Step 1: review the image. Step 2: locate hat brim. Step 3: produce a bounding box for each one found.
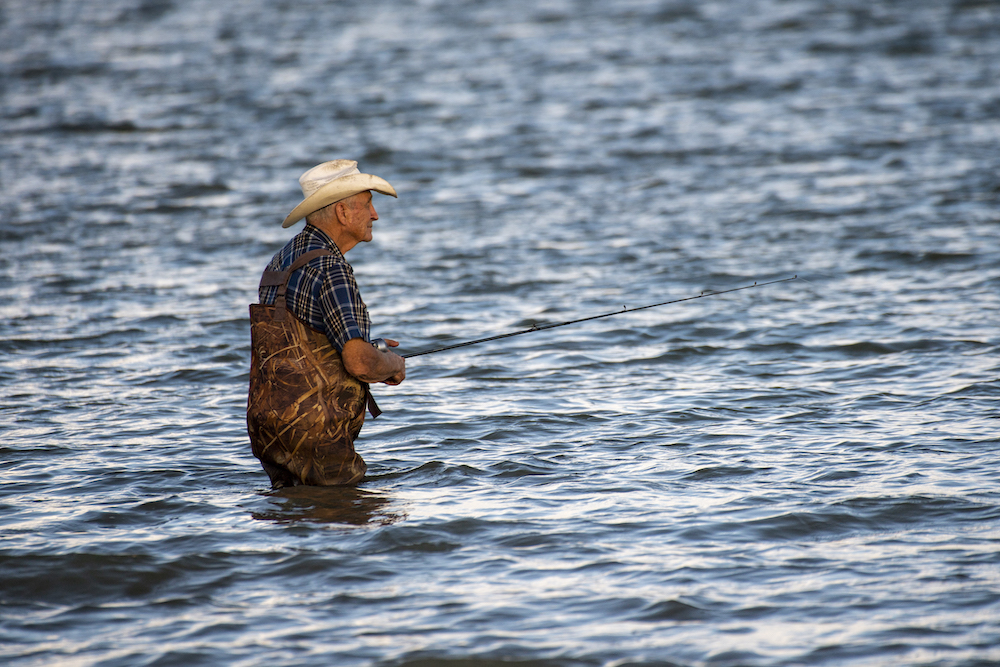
[282,173,397,228]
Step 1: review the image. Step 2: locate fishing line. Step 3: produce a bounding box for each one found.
[387,275,797,359]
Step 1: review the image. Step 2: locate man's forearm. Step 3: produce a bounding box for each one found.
[342,338,405,384]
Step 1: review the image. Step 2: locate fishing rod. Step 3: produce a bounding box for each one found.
[375,275,797,359]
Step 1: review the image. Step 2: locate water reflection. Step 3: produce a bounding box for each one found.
[252,485,404,526]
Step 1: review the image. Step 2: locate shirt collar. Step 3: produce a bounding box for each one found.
[303,224,346,261]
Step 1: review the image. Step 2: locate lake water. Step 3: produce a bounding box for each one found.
[2,0,999,665]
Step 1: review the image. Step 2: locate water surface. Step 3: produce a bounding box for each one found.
[2,0,999,665]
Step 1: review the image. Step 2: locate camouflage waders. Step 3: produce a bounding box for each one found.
[247,249,380,488]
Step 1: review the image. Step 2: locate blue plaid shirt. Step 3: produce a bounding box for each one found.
[259,225,371,352]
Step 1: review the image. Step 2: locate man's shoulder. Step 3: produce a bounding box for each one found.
[269,226,345,271]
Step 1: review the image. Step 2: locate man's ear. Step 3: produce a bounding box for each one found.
[333,200,349,226]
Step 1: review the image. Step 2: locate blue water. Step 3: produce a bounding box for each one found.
[2,0,999,665]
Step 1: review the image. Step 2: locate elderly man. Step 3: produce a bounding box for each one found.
[247,160,405,488]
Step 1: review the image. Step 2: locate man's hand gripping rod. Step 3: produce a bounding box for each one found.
[371,276,797,359]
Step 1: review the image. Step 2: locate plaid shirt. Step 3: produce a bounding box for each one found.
[258,225,370,352]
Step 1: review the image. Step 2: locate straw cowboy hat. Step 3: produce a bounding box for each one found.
[282,160,397,228]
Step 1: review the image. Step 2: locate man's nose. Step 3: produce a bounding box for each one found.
[370,204,378,220]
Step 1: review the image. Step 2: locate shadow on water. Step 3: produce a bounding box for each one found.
[251,485,404,526]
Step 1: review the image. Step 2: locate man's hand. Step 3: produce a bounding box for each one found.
[342,337,406,385]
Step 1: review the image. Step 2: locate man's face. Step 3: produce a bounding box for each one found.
[344,191,378,243]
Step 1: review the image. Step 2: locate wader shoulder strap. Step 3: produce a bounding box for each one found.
[259,248,334,321]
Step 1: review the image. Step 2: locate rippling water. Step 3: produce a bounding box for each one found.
[2,0,999,665]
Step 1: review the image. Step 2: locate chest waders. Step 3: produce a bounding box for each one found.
[247,249,381,488]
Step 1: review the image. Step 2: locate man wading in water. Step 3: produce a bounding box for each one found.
[247,160,406,488]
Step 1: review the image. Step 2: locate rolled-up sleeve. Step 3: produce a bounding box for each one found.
[316,260,369,352]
